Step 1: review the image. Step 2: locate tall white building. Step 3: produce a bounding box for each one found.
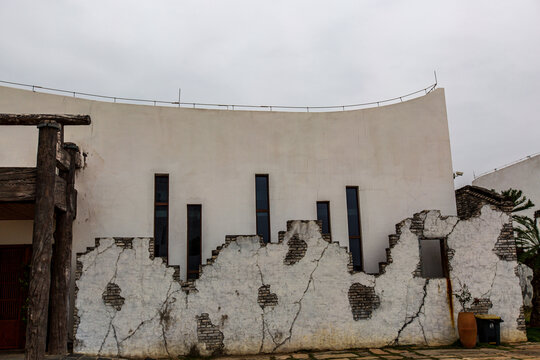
[473,154,540,220]
[0,85,456,279]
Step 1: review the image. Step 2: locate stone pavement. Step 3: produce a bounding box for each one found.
[2,343,540,360]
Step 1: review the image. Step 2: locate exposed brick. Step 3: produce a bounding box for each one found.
[493,222,518,261]
[75,260,83,281]
[257,284,278,308]
[455,185,512,220]
[148,238,155,260]
[388,234,399,248]
[172,266,181,282]
[347,253,354,273]
[348,283,380,320]
[412,262,423,278]
[466,298,492,315]
[72,307,80,345]
[517,306,527,332]
[284,235,307,265]
[181,279,197,293]
[196,313,224,354]
[102,282,125,311]
[286,219,317,231]
[410,213,425,237]
[113,237,133,249]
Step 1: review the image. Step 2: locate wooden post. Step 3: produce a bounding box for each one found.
[48,143,78,354]
[25,121,60,360]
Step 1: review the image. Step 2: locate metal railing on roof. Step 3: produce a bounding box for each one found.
[0,77,437,112]
[475,152,540,179]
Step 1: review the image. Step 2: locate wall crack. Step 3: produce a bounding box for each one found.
[390,279,429,346]
[272,242,330,352]
[97,311,118,356]
[481,260,500,299]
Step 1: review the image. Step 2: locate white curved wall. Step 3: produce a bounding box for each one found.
[473,154,540,220]
[0,86,456,277]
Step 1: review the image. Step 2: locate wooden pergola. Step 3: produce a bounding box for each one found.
[0,114,91,360]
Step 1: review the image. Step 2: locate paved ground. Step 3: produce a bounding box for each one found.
[2,343,540,360]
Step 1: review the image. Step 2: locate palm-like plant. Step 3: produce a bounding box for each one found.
[501,189,535,214]
[502,188,540,327]
[514,215,540,327]
[515,216,540,266]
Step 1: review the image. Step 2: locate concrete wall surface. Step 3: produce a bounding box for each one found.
[473,154,540,220]
[0,85,456,277]
[73,205,526,358]
[516,264,533,308]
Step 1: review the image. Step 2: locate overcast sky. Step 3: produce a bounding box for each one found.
[1,0,538,187]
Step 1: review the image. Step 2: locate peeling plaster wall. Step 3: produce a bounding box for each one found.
[517,264,533,308]
[74,205,526,358]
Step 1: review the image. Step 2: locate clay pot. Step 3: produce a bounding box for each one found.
[458,312,477,348]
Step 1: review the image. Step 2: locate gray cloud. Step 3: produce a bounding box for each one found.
[1,0,539,187]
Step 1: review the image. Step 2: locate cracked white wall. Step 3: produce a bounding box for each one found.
[75,205,526,358]
[517,264,533,308]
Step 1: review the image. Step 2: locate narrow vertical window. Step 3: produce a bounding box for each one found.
[154,174,169,258]
[187,204,202,280]
[346,187,363,271]
[255,175,270,243]
[316,201,331,236]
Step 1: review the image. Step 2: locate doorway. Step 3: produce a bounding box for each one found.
[0,245,32,349]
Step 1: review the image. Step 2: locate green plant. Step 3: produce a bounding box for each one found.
[502,188,540,327]
[515,216,540,265]
[527,327,540,342]
[501,189,535,214]
[514,215,540,327]
[453,280,472,312]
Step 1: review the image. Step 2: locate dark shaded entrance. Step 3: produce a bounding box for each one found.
[0,245,32,349]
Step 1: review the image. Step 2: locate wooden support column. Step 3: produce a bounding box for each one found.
[25,121,60,360]
[48,143,78,355]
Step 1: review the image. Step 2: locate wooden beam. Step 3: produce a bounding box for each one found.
[54,176,67,212]
[64,142,84,169]
[25,122,59,360]
[0,168,37,202]
[0,114,91,126]
[56,147,71,172]
[57,142,84,171]
[49,145,78,354]
[0,168,67,211]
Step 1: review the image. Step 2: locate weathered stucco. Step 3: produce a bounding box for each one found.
[517,264,533,308]
[74,205,526,358]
